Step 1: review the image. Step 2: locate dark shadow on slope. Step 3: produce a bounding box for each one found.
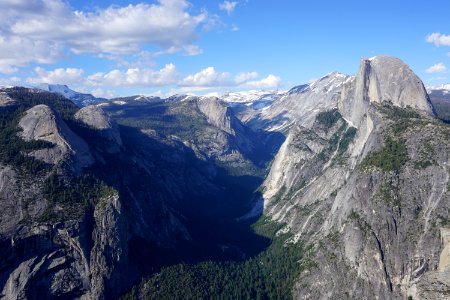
[101,99,286,172]
[429,92,450,123]
[0,89,282,299]
[72,124,273,297]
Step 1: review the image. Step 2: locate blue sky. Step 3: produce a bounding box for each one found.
[0,0,449,98]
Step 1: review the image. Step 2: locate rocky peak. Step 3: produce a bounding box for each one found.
[75,105,114,130]
[39,84,105,107]
[75,105,122,152]
[18,104,93,170]
[250,72,349,131]
[339,56,433,127]
[197,96,237,135]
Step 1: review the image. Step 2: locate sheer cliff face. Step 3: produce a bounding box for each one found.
[1,56,448,300]
[262,56,449,299]
[0,88,274,299]
[339,56,433,128]
[0,90,190,299]
[19,104,94,169]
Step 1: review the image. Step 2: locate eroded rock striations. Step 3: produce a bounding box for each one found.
[19,104,94,169]
[2,56,450,299]
[242,72,351,131]
[260,56,450,299]
[0,89,191,299]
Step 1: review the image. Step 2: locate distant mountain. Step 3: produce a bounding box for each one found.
[428,85,450,122]
[39,84,106,107]
[0,86,283,299]
[428,83,450,91]
[221,90,285,105]
[233,72,352,131]
[3,56,450,300]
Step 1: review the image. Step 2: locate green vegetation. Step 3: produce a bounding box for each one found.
[338,127,357,154]
[377,102,420,120]
[437,215,450,227]
[413,141,436,169]
[316,109,342,129]
[0,89,119,223]
[6,87,79,121]
[109,100,210,141]
[348,210,372,236]
[375,102,427,137]
[315,118,357,167]
[361,136,408,172]
[316,122,347,162]
[0,107,52,174]
[40,173,116,222]
[376,178,401,207]
[272,185,287,204]
[122,217,311,300]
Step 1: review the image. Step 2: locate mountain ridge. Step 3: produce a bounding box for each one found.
[1,56,450,299]
[39,84,106,107]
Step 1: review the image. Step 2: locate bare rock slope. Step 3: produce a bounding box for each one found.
[19,104,94,169]
[261,56,449,299]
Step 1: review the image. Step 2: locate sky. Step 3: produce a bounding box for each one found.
[0,0,449,98]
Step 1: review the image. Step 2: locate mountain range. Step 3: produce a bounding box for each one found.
[1,56,450,299]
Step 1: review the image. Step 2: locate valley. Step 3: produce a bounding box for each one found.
[1,56,450,299]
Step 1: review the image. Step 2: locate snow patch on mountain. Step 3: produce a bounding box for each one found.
[39,84,106,107]
[221,90,286,104]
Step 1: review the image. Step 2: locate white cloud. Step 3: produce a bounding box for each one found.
[86,64,179,87]
[27,67,84,84]
[0,76,22,87]
[89,88,118,99]
[202,14,225,32]
[219,1,238,15]
[180,67,280,89]
[235,72,259,84]
[0,37,63,74]
[426,63,447,73]
[426,33,450,47]
[204,92,221,97]
[0,66,19,75]
[0,0,206,71]
[20,63,281,92]
[246,74,281,88]
[169,86,216,95]
[180,67,231,86]
[183,45,203,56]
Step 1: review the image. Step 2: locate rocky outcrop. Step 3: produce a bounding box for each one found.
[39,84,105,107]
[2,56,446,299]
[0,92,14,106]
[75,105,122,153]
[259,56,450,299]
[416,228,450,299]
[18,104,94,170]
[243,72,350,131]
[197,97,236,135]
[339,56,433,128]
[1,89,196,300]
[0,220,91,299]
[195,96,258,161]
